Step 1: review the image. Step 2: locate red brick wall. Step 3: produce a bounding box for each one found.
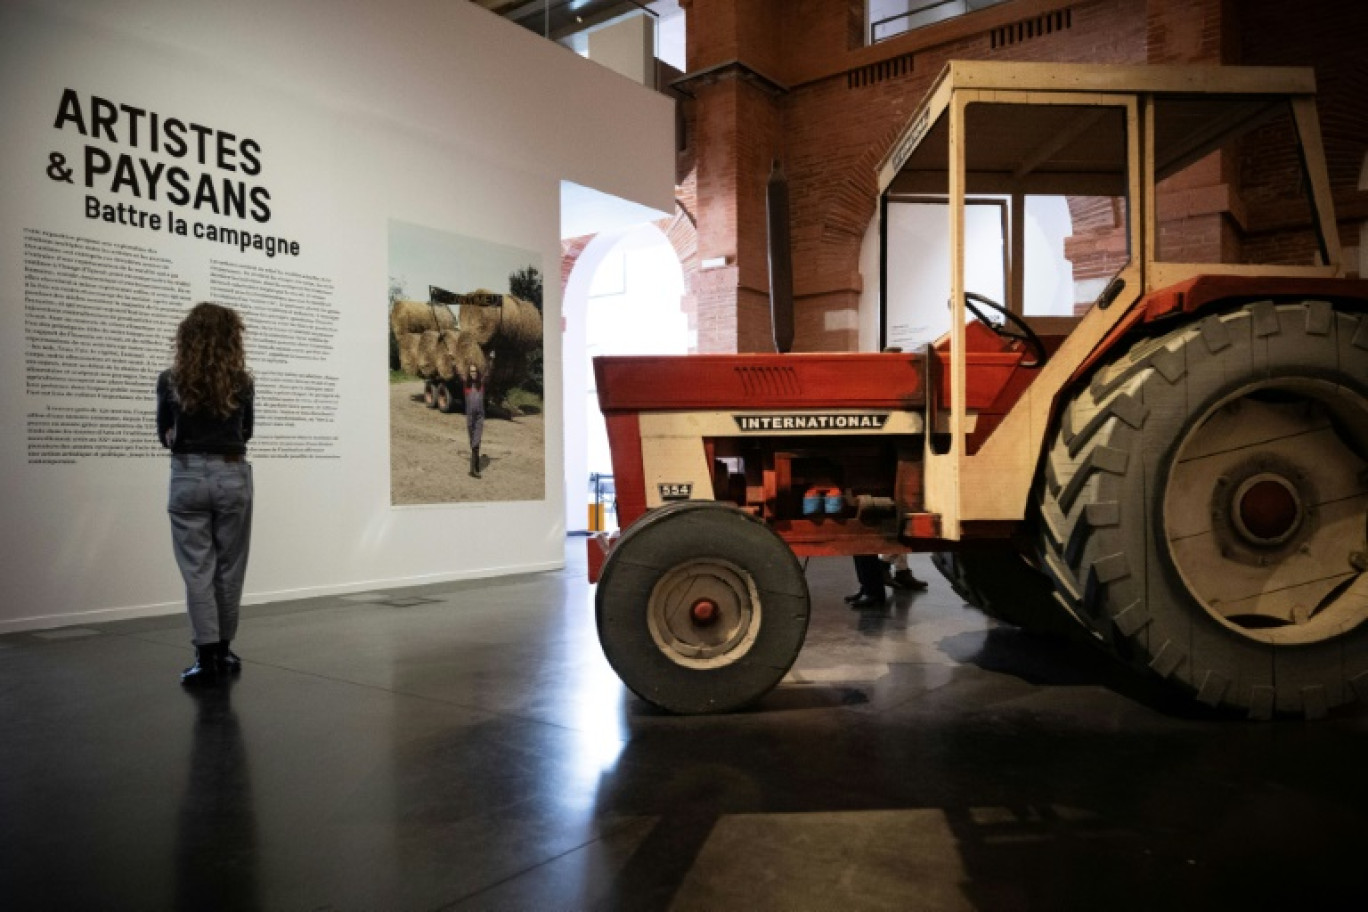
[783,0,1147,350]
[560,235,591,292]
[689,72,785,351]
[1145,0,1233,65]
[1238,0,1368,270]
[1064,196,1129,287]
[682,0,786,76]
[683,0,1151,351]
[683,0,1367,351]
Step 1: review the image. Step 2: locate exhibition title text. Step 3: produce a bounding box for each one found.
[46,88,301,258]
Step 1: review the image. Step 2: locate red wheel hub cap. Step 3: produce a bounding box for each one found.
[691,598,719,624]
[1238,477,1299,543]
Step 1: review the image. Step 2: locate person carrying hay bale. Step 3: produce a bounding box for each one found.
[461,357,488,478]
[453,291,540,417]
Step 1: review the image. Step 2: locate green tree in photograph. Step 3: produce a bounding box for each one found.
[509,265,542,311]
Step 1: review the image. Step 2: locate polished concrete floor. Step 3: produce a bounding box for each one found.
[3,543,1367,911]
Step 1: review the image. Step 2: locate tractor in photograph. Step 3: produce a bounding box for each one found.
[589,62,1368,720]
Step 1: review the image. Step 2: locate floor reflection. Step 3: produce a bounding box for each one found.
[3,548,1365,910]
[176,678,260,912]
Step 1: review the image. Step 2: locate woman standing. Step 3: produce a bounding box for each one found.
[156,303,254,686]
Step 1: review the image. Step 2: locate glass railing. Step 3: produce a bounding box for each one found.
[491,0,655,39]
[869,0,1011,44]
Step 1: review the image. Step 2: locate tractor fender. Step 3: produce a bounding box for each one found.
[1067,275,1368,392]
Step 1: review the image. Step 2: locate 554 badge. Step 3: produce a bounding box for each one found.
[658,482,693,501]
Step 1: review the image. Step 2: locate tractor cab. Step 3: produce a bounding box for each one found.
[877,60,1342,538]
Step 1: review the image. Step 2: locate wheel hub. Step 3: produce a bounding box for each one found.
[1232,474,1302,546]
[647,558,762,668]
[1164,381,1368,646]
[690,598,719,625]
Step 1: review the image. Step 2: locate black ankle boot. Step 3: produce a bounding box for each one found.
[218,642,242,674]
[180,645,221,686]
[470,446,481,478]
[849,589,886,609]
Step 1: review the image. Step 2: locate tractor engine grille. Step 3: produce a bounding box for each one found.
[735,365,802,398]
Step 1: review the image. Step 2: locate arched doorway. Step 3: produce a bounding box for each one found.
[563,222,687,532]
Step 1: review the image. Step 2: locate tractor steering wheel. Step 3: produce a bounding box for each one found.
[962,292,1048,368]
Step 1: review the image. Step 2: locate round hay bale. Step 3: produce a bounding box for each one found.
[457,291,541,350]
[440,331,460,360]
[390,299,455,336]
[451,331,489,379]
[496,295,543,350]
[435,342,458,380]
[456,289,502,346]
[416,330,442,377]
[397,332,422,376]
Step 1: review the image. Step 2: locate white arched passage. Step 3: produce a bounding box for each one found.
[563,222,687,532]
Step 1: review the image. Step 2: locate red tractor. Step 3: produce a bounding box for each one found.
[589,62,1368,720]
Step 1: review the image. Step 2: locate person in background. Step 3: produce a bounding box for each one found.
[846,555,888,608]
[882,553,928,591]
[462,360,485,478]
[846,553,929,608]
[843,341,930,606]
[157,303,254,686]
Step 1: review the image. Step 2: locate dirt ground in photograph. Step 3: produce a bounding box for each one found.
[389,380,545,505]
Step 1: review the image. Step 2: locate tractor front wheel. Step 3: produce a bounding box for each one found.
[434,381,459,414]
[595,501,810,714]
[1037,301,1368,718]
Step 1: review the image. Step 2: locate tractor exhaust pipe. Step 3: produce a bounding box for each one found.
[766,159,794,354]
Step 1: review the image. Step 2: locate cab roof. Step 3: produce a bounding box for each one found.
[878,60,1318,196]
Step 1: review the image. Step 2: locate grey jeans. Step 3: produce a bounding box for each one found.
[168,454,253,646]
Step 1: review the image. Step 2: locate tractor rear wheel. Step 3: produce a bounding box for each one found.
[931,549,1085,638]
[1037,301,1368,718]
[595,500,810,714]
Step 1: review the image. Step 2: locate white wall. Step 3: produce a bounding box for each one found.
[0,0,674,632]
[588,13,656,88]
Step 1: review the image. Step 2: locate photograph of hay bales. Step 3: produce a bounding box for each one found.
[388,219,545,505]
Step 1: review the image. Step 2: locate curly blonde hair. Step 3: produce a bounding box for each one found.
[172,302,250,417]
